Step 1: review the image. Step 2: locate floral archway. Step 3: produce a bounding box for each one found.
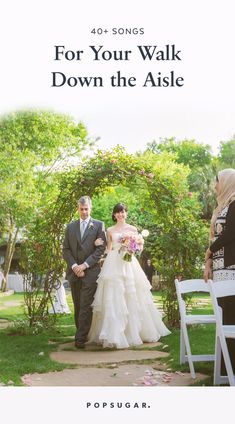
[21,147,207,327]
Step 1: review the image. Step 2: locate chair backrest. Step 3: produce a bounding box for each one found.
[209,280,235,323]
[175,279,210,295]
[209,280,235,299]
[175,278,211,319]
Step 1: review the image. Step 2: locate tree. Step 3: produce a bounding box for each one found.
[147,138,212,168]
[0,110,91,291]
[0,147,38,291]
[218,137,235,168]
[187,164,217,220]
[146,138,217,220]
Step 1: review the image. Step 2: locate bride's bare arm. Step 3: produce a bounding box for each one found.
[106,229,112,251]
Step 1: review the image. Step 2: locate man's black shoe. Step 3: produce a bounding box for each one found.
[75,341,85,349]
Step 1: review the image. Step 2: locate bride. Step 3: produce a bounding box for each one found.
[88,203,170,348]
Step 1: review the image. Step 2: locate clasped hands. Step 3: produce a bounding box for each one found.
[73,263,86,278]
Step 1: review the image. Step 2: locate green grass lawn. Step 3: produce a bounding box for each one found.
[0,290,216,386]
[0,292,76,385]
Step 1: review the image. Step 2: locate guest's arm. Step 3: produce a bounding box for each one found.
[204,258,213,282]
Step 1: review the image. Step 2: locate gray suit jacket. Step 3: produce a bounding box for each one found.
[62,218,106,284]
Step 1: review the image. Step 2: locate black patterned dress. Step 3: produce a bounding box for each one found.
[212,205,235,281]
[212,205,235,374]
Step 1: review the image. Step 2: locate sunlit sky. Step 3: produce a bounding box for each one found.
[1,0,235,156]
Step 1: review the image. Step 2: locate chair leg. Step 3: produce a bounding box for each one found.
[182,324,196,379]
[180,324,186,364]
[214,335,222,385]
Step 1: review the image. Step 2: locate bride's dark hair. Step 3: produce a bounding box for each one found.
[112,203,128,221]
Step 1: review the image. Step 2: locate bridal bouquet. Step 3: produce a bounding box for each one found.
[118,232,144,262]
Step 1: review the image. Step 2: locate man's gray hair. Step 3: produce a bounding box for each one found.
[77,196,92,207]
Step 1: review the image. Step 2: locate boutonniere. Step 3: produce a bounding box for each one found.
[88,222,94,229]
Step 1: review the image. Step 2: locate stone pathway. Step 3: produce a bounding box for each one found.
[0,301,22,310]
[0,289,23,311]
[0,290,14,298]
[0,319,11,329]
[23,341,208,387]
[0,296,22,328]
[27,364,207,386]
[50,341,168,365]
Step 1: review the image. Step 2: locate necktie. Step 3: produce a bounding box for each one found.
[81,220,87,238]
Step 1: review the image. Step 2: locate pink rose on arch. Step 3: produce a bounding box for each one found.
[111,159,117,164]
[147,173,154,179]
[188,192,193,197]
[140,169,145,175]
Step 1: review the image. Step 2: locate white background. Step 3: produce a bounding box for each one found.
[1,0,235,421]
[1,387,235,422]
[1,0,235,153]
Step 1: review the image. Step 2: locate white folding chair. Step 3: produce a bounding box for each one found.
[175,279,216,378]
[208,280,235,386]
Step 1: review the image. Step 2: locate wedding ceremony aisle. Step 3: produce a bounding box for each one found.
[0,291,213,387]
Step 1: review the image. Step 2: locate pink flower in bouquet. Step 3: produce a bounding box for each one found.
[118,232,144,262]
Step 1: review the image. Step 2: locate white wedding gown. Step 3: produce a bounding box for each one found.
[88,232,170,348]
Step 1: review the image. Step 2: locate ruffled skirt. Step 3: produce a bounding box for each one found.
[88,250,170,348]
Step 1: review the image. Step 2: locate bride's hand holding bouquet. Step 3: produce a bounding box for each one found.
[118,231,145,262]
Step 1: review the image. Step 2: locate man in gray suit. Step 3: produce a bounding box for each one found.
[62,196,106,348]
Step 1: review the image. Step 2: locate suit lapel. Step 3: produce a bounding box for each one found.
[81,218,94,243]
